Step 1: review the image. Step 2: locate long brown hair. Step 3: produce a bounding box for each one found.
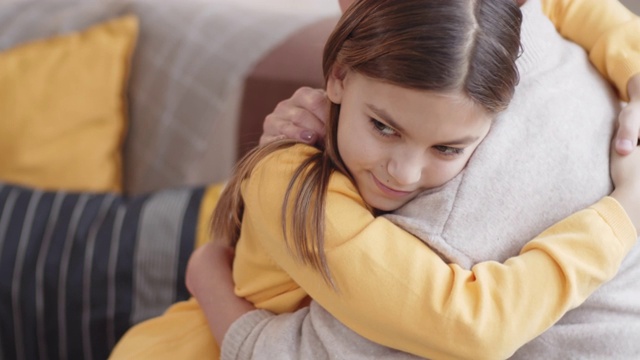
[211,0,523,285]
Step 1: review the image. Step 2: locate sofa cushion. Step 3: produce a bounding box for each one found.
[0,15,137,193]
[0,0,338,195]
[0,181,223,360]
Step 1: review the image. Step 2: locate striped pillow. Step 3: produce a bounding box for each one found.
[0,182,207,360]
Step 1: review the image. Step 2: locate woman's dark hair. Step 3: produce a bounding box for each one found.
[212,0,523,285]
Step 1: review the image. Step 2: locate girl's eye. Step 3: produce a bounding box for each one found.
[371,119,397,137]
[433,145,465,156]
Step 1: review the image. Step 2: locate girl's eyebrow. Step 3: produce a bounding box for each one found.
[437,136,481,146]
[367,103,480,145]
[366,103,406,133]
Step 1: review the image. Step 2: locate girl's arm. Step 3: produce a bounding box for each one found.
[541,0,640,101]
[237,145,638,360]
[193,201,637,360]
[534,0,640,155]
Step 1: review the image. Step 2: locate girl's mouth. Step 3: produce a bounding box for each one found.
[371,174,413,198]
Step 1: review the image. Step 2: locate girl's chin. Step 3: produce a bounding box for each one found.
[363,195,408,213]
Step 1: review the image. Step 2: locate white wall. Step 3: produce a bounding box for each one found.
[229,0,339,16]
[232,0,639,16]
[227,0,639,16]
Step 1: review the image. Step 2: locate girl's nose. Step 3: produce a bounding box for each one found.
[387,153,423,186]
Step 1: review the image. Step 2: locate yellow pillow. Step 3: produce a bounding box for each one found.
[0,15,138,193]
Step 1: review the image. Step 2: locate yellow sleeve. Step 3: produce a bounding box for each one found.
[242,145,637,360]
[541,0,640,100]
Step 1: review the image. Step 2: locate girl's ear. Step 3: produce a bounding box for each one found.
[326,65,347,104]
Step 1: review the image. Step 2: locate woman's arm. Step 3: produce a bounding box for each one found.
[236,145,638,360]
[186,242,254,343]
[221,302,429,360]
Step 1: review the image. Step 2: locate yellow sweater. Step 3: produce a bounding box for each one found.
[234,144,637,359]
[541,0,640,100]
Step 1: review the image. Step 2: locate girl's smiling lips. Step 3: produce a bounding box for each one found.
[371,174,414,198]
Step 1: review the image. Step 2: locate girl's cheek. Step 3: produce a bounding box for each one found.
[432,161,467,184]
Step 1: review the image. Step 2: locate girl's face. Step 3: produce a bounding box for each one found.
[327,70,492,212]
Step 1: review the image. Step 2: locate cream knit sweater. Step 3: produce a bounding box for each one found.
[222,0,640,358]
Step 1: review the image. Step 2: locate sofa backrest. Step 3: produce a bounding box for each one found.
[0,0,335,195]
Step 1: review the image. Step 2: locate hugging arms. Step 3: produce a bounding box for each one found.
[191,1,640,360]
[111,0,640,360]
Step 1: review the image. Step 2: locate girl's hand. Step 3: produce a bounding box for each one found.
[259,87,330,146]
[614,74,640,155]
[610,138,640,232]
[186,242,255,343]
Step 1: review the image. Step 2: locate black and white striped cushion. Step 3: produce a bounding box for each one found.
[0,182,204,360]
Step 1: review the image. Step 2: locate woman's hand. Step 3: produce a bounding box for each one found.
[614,74,640,155]
[186,242,255,343]
[259,87,330,146]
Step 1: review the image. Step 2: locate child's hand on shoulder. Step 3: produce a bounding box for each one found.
[260,87,329,146]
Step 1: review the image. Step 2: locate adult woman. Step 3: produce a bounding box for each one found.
[192,0,640,358]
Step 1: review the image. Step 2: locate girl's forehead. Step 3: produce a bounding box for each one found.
[345,74,492,140]
[349,72,476,112]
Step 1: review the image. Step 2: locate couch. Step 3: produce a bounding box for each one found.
[0,1,338,359]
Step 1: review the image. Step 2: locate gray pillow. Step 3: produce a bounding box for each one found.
[0,182,203,360]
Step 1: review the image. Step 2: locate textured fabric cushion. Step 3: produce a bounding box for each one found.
[0,181,223,360]
[0,15,137,193]
[0,0,331,195]
[117,0,332,194]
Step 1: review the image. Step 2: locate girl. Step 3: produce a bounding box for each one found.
[111,0,640,359]
[208,0,638,358]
